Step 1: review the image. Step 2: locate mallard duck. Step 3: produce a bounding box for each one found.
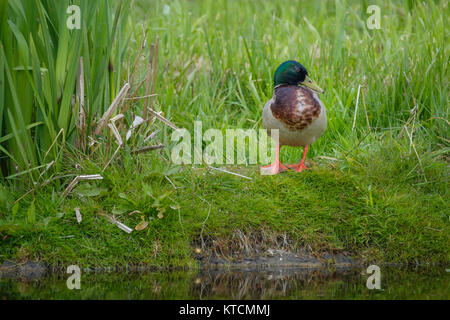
[261,60,326,175]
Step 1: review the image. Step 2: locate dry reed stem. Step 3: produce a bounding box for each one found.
[94,83,130,135]
[63,174,103,197]
[143,43,154,119]
[143,36,159,120]
[398,72,419,139]
[146,108,179,130]
[352,84,361,132]
[209,166,252,180]
[150,37,159,113]
[99,212,133,233]
[76,57,86,151]
[131,144,165,155]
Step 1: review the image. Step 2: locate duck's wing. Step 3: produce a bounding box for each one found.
[270,85,322,131]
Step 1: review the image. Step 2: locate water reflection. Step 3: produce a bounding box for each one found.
[194,268,362,299]
[0,266,448,300]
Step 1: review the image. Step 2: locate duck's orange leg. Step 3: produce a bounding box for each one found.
[260,144,288,175]
[288,145,310,172]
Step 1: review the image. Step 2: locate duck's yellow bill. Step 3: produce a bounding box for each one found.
[302,76,324,93]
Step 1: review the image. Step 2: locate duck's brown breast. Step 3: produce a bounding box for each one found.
[270,85,321,131]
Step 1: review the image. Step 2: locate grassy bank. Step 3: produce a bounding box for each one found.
[0,0,449,267]
[1,132,448,267]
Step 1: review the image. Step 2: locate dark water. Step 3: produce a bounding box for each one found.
[0,266,448,300]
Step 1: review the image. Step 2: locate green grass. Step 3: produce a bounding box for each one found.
[0,0,130,179]
[1,133,448,266]
[0,0,448,267]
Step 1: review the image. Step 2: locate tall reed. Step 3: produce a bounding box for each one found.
[0,0,130,181]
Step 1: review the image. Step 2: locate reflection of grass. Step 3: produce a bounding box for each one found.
[0,268,449,300]
[0,0,449,267]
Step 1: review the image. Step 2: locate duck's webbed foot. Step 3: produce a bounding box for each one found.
[287,145,310,173]
[260,161,288,175]
[287,162,310,172]
[260,143,288,175]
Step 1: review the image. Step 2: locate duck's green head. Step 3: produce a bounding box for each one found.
[274,60,324,93]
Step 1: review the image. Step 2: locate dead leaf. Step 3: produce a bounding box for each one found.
[135,220,149,231]
[157,207,166,219]
[129,210,142,216]
[74,208,82,224]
